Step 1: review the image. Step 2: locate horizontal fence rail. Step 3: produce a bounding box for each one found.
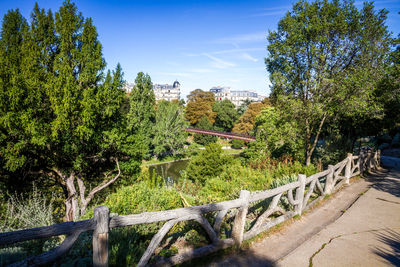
[0,148,380,266]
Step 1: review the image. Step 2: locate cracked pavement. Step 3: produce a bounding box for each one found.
[278,169,400,267]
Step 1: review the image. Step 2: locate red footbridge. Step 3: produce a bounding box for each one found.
[185,127,256,142]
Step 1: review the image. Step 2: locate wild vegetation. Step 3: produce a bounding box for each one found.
[0,0,399,265]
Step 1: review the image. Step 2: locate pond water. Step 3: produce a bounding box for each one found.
[147,153,241,183]
[148,159,190,183]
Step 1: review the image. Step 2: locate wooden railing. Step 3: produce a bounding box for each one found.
[0,148,380,266]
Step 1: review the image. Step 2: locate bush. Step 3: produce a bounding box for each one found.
[186,143,232,185]
[193,116,217,145]
[0,187,59,265]
[231,139,244,148]
[102,182,183,216]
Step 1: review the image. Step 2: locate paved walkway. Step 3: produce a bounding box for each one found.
[207,168,400,267]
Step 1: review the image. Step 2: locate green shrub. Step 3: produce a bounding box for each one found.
[103,182,182,215]
[193,116,217,145]
[0,187,59,265]
[231,139,245,148]
[186,143,232,185]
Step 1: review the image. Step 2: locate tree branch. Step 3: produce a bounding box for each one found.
[309,113,327,158]
[86,158,121,204]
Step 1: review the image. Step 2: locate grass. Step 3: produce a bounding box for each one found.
[222,148,242,155]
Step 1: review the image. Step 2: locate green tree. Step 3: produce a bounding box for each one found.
[254,106,304,160]
[186,143,228,185]
[266,0,391,165]
[232,101,268,135]
[0,2,142,221]
[212,99,239,132]
[193,116,217,145]
[236,99,253,116]
[152,100,187,158]
[376,31,400,130]
[127,72,156,158]
[185,89,216,125]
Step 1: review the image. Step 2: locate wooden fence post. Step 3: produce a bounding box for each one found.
[295,174,306,215]
[232,190,250,245]
[368,149,373,171]
[359,149,365,175]
[324,165,334,195]
[93,206,109,267]
[345,153,352,184]
[377,150,381,168]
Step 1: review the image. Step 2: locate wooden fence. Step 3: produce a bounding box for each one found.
[0,148,380,266]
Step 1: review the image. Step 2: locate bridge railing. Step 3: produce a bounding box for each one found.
[0,148,380,266]
[185,127,256,141]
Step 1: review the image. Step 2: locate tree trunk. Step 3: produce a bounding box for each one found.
[305,114,327,167]
[65,173,79,221]
[77,159,121,218]
[53,159,120,221]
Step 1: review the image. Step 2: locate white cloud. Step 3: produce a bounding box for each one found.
[212,47,264,55]
[215,32,266,44]
[249,10,287,17]
[202,53,236,69]
[262,5,291,11]
[240,53,259,62]
[158,72,192,77]
[190,68,213,73]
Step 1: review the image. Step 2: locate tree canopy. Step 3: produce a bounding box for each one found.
[212,99,239,132]
[0,2,144,221]
[232,101,268,135]
[152,100,187,158]
[193,116,217,145]
[185,89,216,125]
[266,0,391,165]
[128,72,156,159]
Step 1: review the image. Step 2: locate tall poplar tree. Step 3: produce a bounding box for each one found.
[127,72,156,158]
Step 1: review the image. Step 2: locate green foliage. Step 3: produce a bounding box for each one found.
[152,100,187,158]
[231,139,244,149]
[128,72,156,159]
[186,143,230,185]
[193,116,217,145]
[266,0,391,165]
[0,187,59,265]
[186,156,317,204]
[103,182,182,215]
[0,2,142,220]
[212,99,239,132]
[375,32,400,130]
[232,101,267,135]
[254,106,304,160]
[236,99,253,116]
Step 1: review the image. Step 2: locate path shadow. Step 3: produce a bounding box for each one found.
[182,249,276,267]
[365,169,400,198]
[371,229,400,266]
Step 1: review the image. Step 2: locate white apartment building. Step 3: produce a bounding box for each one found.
[124,80,181,101]
[153,80,181,101]
[209,86,265,107]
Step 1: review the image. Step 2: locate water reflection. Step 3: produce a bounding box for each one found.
[148,159,190,183]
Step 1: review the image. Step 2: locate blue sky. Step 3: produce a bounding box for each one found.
[1,0,399,99]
